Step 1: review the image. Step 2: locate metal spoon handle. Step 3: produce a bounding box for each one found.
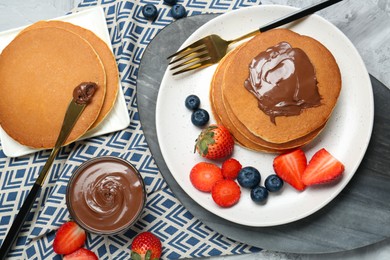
[259,0,344,32]
[0,100,86,260]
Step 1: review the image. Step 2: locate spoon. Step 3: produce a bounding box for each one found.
[0,82,97,259]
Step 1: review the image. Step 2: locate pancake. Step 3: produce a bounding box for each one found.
[210,41,325,152]
[210,44,279,153]
[22,20,119,129]
[0,27,106,148]
[222,29,341,144]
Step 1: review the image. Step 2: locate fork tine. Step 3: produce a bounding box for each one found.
[171,56,212,76]
[169,50,209,70]
[168,45,207,65]
[167,38,207,60]
[170,51,210,71]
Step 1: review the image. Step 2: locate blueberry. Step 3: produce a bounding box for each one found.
[171,4,187,19]
[185,95,200,110]
[237,166,261,188]
[251,186,268,203]
[142,4,158,20]
[265,174,284,192]
[191,109,209,126]
[164,0,177,5]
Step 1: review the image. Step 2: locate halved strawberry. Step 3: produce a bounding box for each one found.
[221,158,242,180]
[190,162,223,192]
[302,148,344,186]
[195,124,234,160]
[131,231,162,260]
[63,248,98,260]
[53,221,86,255]
[211,179,241,208]
[273,149,307,191]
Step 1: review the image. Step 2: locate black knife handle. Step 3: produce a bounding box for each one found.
[260,0,344,32]
[0,183,41,260]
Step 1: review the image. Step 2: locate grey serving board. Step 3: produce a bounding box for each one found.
[136,14,390,254]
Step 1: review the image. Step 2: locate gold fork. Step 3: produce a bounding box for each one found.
[168,0,343,75]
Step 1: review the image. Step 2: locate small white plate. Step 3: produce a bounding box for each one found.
[0,7,129,157]
[156,5,374,227]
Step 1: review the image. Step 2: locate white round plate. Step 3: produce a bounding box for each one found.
[156,5,374,227]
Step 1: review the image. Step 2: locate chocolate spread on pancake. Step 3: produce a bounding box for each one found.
[73,82,97,104]
[244,42,321,124]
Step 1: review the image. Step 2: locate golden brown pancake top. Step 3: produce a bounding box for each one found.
[0,27,106,148]
[23,20,119,130]
[210,41,325,152]
[222,29,341,144]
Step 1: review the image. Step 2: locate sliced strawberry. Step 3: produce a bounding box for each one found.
[273,149,307,191]
[221,158,242,180]
[195,124,234,160]
[302,148,344,186]
[63,248,98,260]
[190,162,223,192]
[131,231,162,260]
[53,221,86,255]
[211,179,241,208]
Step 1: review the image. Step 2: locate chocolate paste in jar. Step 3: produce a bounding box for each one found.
[67,157,146,234]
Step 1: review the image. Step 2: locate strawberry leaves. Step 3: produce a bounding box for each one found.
[195,129,215,156]
[131,232,162,260]
[131,250,153,260]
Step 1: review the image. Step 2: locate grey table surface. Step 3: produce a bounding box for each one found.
[1,0,390,259]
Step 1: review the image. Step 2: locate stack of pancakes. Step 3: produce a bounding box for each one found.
[0,20,119,149]
[210,29,341,153]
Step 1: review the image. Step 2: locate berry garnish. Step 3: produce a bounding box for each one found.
[273,149,307,191]
[63,248,98,260]
[190,162,223,192]
[237,166,261,189]
[191,108,209,126]
[163,0,177,6]
[250,186,269,203]
[142,4,158,20]
[221,158,242,180]
[185,94,200,110]
[302,148,344,186]
[264,174,284,192]
[211,179,241,208]
[53,221,86,255]
[195,124,234,160]
[171,4,187,19]
[131,231,162,260]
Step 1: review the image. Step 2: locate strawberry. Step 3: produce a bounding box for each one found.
[131,231,162,260]
[273,149,307,191]
[221,158,242,180]
[302,148,345,186]
[190,162,223,192]
[211,179,241,208]
[195,124,234,160]
[63,248,98,260]
[53,221,86,255]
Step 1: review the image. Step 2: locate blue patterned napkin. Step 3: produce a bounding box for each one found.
[0,0,263,259]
